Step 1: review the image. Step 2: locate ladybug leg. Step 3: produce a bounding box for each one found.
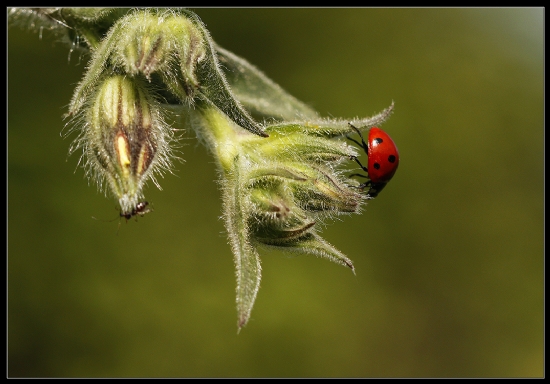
[358,181,372,190]
[352,156,369,173]
[345,134,363,148]
[347,123,369,153]
[346,123,369,171]
[349,173,372,191]
[349,178,372,191]
[346,123,373,191]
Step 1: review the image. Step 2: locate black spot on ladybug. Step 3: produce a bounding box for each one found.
[374,138,383,144]
[388,155,396,163]
[373,163,381,170]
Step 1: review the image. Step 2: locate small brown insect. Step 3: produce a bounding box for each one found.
[120,201,150,220]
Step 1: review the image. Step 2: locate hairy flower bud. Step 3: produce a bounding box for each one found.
[66,8,266,138]
[194,102,394,329]
[249,179,315,244]
[112,10,206,96]
[68,75,174,216]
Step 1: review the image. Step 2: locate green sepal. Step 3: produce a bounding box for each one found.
[182,10,268,138]
[215,45,319,122]
[221,155,262,330]
[266,102,394,138]
[287,163,363,213]
[260,232,355,272]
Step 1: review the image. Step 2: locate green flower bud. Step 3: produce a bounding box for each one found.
[247,162,362,218]
[195,103,395,329]
[115,12,169,79]
[111,10,206,96]
[248,178,315,244]
[286,163,363,213]
[66,8,266,138]
[69,75,174,216]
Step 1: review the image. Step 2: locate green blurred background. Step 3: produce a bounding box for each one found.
[8,8,543,378]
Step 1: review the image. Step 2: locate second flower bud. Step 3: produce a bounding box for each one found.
[84,75,173,216]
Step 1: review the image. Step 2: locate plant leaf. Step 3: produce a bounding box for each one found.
[222,156,263,329]
[216,45,319,122]
[182,10,268,138]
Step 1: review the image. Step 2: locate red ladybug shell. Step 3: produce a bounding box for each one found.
[367,127,399,184]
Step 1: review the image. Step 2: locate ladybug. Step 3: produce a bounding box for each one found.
[347,124,399,197]
[120,201,150,220]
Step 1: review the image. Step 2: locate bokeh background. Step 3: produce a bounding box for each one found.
[8,8,543,378]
